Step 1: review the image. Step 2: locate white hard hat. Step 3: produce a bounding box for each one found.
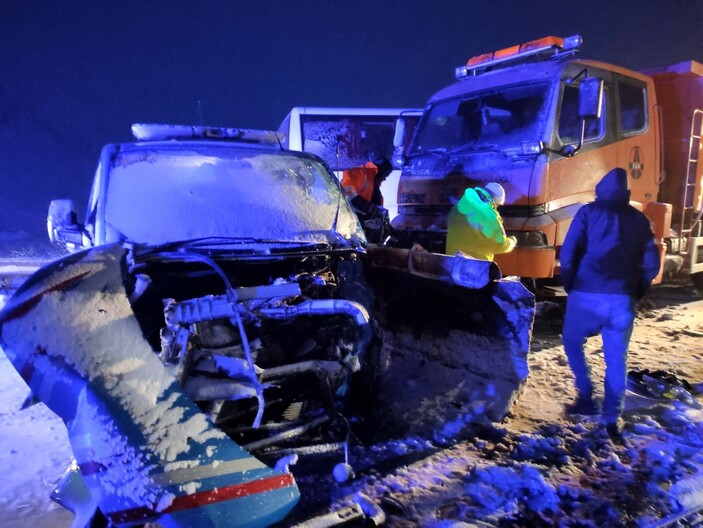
[484,182,506,206]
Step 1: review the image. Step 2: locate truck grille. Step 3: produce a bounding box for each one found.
[506,231,548,247]
[499,204,546,217]
[397,204,546,218]
[397,204,453,216]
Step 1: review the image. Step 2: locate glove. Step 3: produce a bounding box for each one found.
[366,205,381,221]
[351,196,376,217]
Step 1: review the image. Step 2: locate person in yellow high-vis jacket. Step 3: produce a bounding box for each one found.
[445,182,516,261]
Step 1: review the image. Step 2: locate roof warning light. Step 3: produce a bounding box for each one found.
[455,34,582,79]
[131,123,282,145]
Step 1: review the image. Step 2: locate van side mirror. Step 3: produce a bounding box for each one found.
[47,199,90,251]
[578,78,603,120]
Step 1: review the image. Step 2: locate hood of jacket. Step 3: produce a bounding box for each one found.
[595,167,631,204]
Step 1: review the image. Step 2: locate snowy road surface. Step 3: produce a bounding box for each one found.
[0,344,73,527]
[1,286,703,527]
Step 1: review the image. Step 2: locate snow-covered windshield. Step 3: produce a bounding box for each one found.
[300,115,397,171]
[410,83,550,155]
[104,145,365,246]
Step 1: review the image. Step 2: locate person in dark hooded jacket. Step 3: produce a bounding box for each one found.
[560,167,660,439]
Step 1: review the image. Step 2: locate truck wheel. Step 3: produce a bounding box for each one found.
[691,272,703,292]
[88,509,109,528]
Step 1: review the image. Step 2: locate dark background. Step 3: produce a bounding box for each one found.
[2,1,702,250]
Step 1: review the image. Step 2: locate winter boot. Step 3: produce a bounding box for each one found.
[602,416,629,446]
[565,395,598,416]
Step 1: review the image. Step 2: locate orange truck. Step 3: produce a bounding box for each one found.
[391,35,703,289]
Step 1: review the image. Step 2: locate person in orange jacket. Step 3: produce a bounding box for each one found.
[341,158,393,219]
[445,182,516,261]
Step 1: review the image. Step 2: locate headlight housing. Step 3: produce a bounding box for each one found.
[506,230,548,247]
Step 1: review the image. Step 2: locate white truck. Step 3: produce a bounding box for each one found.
[278,106,421,221]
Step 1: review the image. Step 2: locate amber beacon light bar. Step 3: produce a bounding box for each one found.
[455,34,583,79]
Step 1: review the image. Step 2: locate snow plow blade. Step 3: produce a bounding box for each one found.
[0,245,299,527]
[364,245,535,428]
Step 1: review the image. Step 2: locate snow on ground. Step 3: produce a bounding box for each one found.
[0,294,74,528]
[1,285,703,527]
[297,285,703,527]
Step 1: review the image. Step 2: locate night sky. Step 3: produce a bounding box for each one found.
[2,1,702,244]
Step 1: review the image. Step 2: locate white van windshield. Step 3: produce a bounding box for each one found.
[104,145,364,246]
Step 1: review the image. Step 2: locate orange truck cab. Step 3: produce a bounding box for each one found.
[391,35,703,288]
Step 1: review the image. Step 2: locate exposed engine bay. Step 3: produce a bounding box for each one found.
[126,242,382,452]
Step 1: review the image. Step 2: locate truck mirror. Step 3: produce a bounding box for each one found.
[392,111,423,168]
[391,146,405,170]
[392,118,406,169]
[578,78,603,120]
[47,199,89,250]
[560,144,577,157]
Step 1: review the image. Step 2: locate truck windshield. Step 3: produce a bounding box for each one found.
[103,146,364,246]
[410,83,550,155]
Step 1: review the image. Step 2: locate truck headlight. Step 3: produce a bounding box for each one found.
[507,231,548,247]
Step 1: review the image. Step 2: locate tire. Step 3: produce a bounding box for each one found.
[347,328,386,410]
[89,509,109,528]
[691,272,703,292]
